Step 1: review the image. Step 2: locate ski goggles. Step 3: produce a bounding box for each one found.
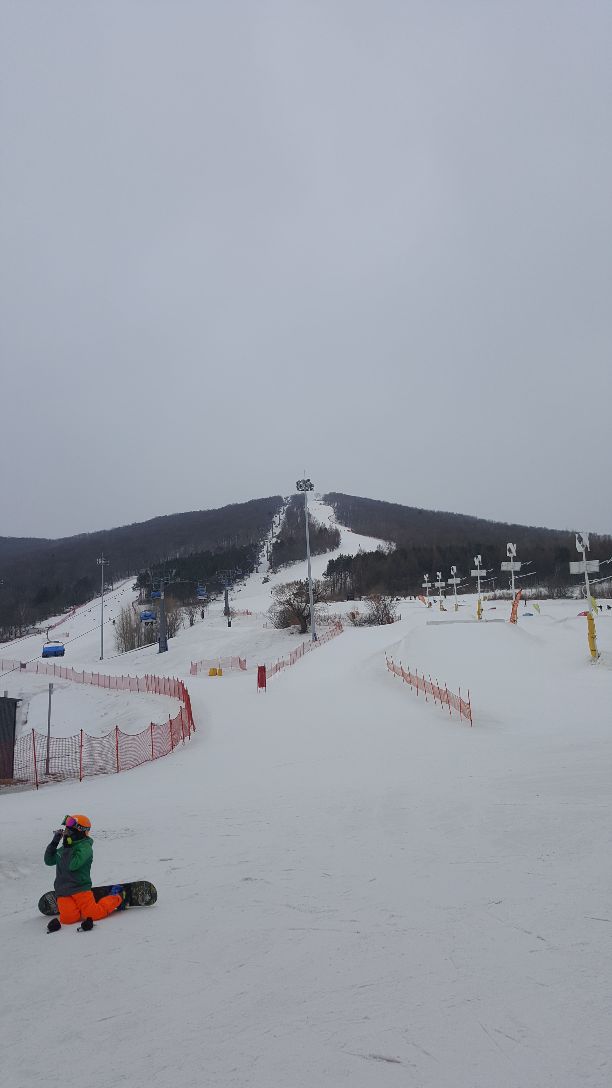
[62,816,87,831]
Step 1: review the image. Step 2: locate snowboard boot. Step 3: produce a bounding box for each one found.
[111,885,128,911]
[77,916,94,932]
[47,918,61,934]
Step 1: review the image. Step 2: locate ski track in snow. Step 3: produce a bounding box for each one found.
[1,501,611,1088]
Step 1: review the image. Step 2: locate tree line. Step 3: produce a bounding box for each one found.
[323,493,612,596]
[138,543,261,602]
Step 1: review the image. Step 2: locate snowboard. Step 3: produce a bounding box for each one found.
[38,880,157,916]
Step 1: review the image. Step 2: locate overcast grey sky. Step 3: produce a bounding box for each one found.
[1,1,611,538]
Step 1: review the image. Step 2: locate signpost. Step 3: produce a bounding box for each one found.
[571,533,600,659]
[501,542,522,596]
[470,554,487,618]
[470,555,485,597]
[421,574,431,602]
[448,565,461,612]
[434,571,446,610]
[570,533,599,603]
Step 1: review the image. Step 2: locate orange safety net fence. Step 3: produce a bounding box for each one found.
[385,656,472,725]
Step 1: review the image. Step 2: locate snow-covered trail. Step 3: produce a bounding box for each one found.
[2,615,610,1088]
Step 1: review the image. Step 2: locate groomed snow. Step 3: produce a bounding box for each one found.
[14,677,180,739]
[1,505,611,1088]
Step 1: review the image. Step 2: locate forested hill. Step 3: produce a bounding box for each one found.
[0,496,283,639]
[323,492,612,597]
[324,493,582,547]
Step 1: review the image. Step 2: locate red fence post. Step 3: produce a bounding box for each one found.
[150,722,154,760]
[115,726,120,772]
[169,715,174,751]
[79,729,83,781]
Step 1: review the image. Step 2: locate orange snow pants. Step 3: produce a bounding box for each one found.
[57,890,122,925]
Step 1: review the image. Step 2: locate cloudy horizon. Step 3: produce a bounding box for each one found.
[2,2,611,539]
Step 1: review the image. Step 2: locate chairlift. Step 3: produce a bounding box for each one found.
[42,642,65,658]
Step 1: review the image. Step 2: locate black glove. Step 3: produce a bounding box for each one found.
[52,829,63,842]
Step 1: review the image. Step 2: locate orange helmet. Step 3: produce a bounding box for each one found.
[63,814,91,833]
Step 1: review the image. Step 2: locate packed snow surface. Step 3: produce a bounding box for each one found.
[1,501,611,1087]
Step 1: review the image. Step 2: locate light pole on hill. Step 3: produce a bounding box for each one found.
[96,555,106,660]
[158,577,168,653]
[296,477,317,642]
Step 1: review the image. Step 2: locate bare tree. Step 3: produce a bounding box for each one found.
[356,596,398,626]
[269,580,327,634]
[164,597,183,639]
[114,606,157,653]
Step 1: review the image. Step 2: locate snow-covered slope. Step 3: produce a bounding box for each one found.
[1,506,611,1088]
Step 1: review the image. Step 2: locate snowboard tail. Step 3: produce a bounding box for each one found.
[38,880,157,916]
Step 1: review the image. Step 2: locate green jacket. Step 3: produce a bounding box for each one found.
[44,835,94,896]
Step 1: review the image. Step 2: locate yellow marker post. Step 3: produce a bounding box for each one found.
[571,534,601,662]
[587,613,599,660]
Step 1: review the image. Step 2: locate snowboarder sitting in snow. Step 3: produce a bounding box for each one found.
[44,814,125,933]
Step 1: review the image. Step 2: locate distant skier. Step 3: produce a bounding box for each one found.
[44,814,125,933]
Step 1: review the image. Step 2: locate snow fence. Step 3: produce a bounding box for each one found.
[190,656,247,675]
[385,656,472,725]
[0,657,195,788]
[266,621,343,679]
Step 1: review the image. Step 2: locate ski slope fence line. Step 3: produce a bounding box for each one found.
[46,606,77,633]
[266,621,344,680]
[190,656,247,675]
[385,656,473,726]
[0,658,195,789]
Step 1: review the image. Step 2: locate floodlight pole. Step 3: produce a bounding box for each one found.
[45,682,54,776]
[158,577,168,653]
[96,555,106,660]
[296,478,316,641]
